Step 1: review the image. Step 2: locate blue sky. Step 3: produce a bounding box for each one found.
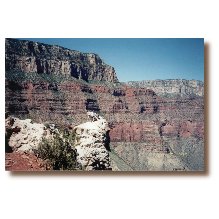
[18,38,204,82]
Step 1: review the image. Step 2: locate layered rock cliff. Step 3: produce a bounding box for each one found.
[5,38,204,171]
[127,79,204,97]
[5,38,118,83]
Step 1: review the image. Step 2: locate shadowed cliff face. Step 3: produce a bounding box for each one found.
[5,38,204,171]
[5,38,118,83]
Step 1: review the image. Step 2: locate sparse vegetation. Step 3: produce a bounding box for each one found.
[35,129,81,170]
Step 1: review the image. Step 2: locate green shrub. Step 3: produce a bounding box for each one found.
[36,130,81,170]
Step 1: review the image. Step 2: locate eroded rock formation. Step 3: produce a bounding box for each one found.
[5,114,112,171]
[5,116,47,152]
[74,112,111,170]
[5,38,118,83]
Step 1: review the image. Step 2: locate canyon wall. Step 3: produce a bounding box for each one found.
[5,38,118,83]
[127,79,204,97]
[5,38,204,171]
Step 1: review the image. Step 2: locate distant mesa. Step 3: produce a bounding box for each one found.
[127,79,204,97]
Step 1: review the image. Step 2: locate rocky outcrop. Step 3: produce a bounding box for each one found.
[5,38,118,83]
[5,114,112,171]
[74,112,111,170]
[127,79,204,97]
[5,116,47,152]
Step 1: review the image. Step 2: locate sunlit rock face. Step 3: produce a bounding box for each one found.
[74,112,111,170]
[5,116,47,152]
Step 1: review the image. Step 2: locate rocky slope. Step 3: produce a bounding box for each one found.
[5,152,46,171]
[5,38,204,171]
[5,38,118,82]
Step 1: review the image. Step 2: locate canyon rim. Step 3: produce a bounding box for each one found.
[5,38,204,171]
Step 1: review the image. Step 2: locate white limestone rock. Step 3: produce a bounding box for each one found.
[5,117,47,152]
[74,112,111,170]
